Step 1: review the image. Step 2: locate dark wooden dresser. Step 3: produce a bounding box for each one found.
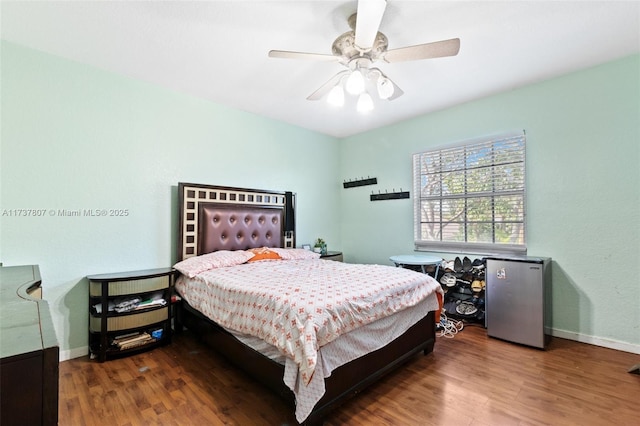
[0,265,59,425]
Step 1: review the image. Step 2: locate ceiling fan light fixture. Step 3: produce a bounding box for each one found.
[357,92,374,113]
[327,84,345,107]
[376,76,394,99]
[269,0,461,109]
[345,69,365,95]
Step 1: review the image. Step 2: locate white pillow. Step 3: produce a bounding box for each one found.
[174,250,255,278]
[270,248,321,260]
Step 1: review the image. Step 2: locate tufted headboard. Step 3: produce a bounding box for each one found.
[177,183,295,261]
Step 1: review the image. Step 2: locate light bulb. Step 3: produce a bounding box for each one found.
[377,76,394,100]
[345,69,365,95]
[357,92,374,113]
[327,84,345,107]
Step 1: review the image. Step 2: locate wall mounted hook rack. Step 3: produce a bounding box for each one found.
[343,176,377,189]
[370,188,410,201]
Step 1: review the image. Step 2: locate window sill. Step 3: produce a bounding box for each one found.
[415,241,527,256]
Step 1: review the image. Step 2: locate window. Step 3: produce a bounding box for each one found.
[413,132,526,254]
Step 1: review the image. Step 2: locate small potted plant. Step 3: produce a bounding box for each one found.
[314,238,327,255]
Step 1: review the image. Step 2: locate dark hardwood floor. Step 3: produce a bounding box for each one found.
[59,324,639,425]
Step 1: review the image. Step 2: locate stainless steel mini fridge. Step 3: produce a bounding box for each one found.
[485,256,551,349]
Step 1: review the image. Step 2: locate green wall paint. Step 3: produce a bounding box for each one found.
[0,41,340,356]
[340,54,640,348]
[1,40,638,355]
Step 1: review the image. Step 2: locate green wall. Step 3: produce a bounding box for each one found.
[0,41,341,358]
[339,54,640,350]
[2,40,638,356]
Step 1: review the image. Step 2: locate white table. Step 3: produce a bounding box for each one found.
[389,254,443,277]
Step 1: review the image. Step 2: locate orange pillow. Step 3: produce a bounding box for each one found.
[247,247,282,262]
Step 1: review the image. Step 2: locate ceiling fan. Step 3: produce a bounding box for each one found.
[268,0,460,112]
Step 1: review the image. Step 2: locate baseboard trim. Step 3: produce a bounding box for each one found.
[550,328,640,355]
[59,346,89,362]
[58,331,640,361]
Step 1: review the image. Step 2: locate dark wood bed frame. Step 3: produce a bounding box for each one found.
[175,182,436,425]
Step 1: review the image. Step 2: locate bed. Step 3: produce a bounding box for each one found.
[174,182,443,425]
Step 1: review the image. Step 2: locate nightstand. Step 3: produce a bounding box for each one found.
[321,251,343,262]
[87,268,174,362]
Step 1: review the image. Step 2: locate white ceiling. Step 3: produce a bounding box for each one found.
[2,1,639,138]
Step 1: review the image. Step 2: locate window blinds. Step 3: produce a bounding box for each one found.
[413,132,526,254]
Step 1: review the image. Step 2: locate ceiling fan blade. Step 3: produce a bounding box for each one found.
[307,70,349,101]
[384,38,461,63]
[268,50,338,62]
[355,0,387,49]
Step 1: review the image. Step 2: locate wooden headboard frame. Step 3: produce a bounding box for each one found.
[177,183,295,261]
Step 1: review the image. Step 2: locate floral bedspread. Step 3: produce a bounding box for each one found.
[175,259,442,386]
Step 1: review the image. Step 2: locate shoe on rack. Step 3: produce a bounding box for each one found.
[455,301,478,316]
[473,270,486,280]
[462,256,472,272]
[454,257,463,273]
[456,278,471,293]
[444,300,459,315]
[471,258,485,270]
[455,284,473,296]
[465,303,478,315]
[440,273,457,288]
[456,277,471,286]
[442,260,454,271]
[471,280,483,293]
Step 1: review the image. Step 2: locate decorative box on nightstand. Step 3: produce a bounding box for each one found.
[320,251,343,262]
[87,268,174,362]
